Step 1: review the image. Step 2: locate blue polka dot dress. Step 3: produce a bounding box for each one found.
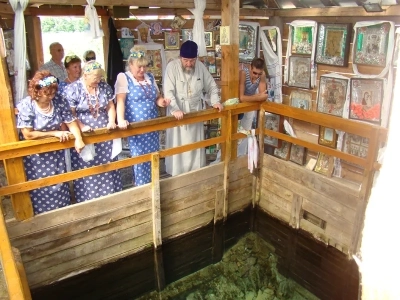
[64,79,122,202]
[16,96,74,215]
[124,72,159,186]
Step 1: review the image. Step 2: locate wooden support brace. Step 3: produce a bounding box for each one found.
[0,204,32,299]
[212,189,224,263]
[151,153,165,291]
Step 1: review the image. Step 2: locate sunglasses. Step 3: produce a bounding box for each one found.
[86,57,96,61]
[252,71,262,76]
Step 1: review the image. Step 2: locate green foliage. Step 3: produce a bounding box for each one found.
[41,17,86,33]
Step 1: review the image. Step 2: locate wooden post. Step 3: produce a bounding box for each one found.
[0,51,33,220]
[221,0,239,160]
[0,202,32,299]
[212,189,224,263]
[101,16,110,72]
[151,153,165,291]
[250,109,266,231]
[25,16,43,73]
[223,110,232,219]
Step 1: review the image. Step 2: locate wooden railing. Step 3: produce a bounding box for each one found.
[0,101,387,298]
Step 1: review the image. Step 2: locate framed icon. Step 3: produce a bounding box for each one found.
[289,144,307,165]
[314,152,334,177]
[164,31,180,50]
[289,91,312,110]
[318,126,337,148]
[239,23,259,63]
[349,78,383,124]
[205,31,213,48]
[274,141,291,161]
[343,133,369,160]
[315,23,351,67]
[353,22,391,67]
[264,113,283,148]
[316,75,349,117]
[288,56,311,89]
[181,29,193,43]
[291,26,313,55]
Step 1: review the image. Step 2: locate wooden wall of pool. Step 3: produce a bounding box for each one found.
[5,156,253,291]
[5,155,359,299]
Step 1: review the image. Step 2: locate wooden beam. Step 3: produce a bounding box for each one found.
[0,50,33,220]
[151,153,165,291]
[27,6,109,16]
[21,0,221,10]
[221,0,239,101]
[25,16,43,73]
[151,153,162,248]
[223,110,232,219]
[274,5,400,17]
[0,204,32,299]
[101,16,110,72]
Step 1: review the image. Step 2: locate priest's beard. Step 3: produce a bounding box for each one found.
[182,64,195,74]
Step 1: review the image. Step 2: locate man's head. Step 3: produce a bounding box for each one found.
[49,42,64,63]
[250,57,265,81]
[180,41,198,73]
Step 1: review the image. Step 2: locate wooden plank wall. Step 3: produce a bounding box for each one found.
[6,186,153,288]
[260,154,360,252]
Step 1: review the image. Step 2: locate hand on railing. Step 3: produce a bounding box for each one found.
[54,131,71,142]
[107,121,117,130]
[117,119,130,130]
[172,110,184,120]
[213,103,223,112]
[81,125,93,133]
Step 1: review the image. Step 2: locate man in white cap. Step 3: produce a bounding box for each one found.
[163,40,223,176]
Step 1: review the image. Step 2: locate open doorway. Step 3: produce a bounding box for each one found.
[40,16,105,67]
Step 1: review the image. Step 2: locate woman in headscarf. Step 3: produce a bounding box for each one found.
[64,61,122,202]
[17,70,85,214]
[115,45,170,186]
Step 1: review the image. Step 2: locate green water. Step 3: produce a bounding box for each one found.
[138,233,318,300]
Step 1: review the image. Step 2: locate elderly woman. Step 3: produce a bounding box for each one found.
[115,45,170,186]
[58,54,82,94]
[17,70,85,214]
[64,61,122,202]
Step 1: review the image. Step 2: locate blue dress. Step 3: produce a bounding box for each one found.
[16,96,74,214]
[64,79,122,202]
[124,72,159,186]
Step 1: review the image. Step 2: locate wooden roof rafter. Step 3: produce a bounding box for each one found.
[20,0,222,9]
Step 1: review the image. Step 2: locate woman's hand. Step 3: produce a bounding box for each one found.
[81,125,92,133]
[74,138,86,154]
[156,97,171,107]
[54,131,71,142]
[117,119,130,130]
[107,121,117,130]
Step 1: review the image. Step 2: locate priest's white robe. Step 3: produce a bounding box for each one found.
[163,59,220,176]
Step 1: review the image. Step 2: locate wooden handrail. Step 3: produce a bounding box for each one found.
[262,102,387,138]
[0,101,385,200]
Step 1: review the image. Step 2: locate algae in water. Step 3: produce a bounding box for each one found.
[138,233,319,300]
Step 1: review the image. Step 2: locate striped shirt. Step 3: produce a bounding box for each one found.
[39,59,68,81]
